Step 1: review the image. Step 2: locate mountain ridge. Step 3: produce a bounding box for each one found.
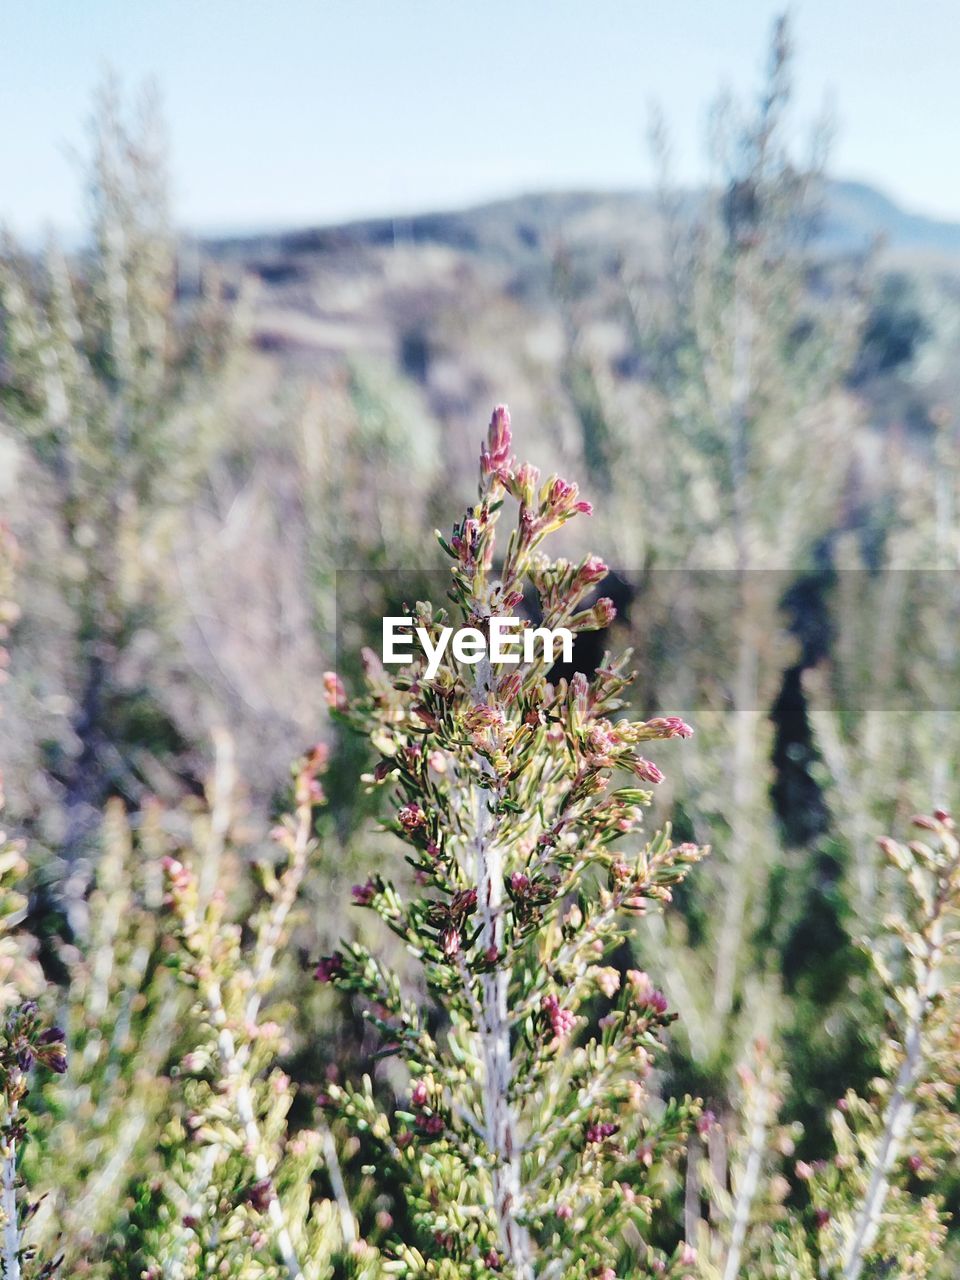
[204,179,960,265]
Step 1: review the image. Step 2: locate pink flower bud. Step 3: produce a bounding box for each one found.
[578,555,608,586]
[585,1120,619,1144]
[352,880,376,906]
[513,462,541,506]
[593,597,616,627]
[480,404,514,481]
[398,802,427,832]
[645,716,694,739]
[314,953,344,983]
[541,994,576,1041]
[510,872,531,895]
[323,671,348,711]
[697,1110,717,1136]
[442,927,461,957]
[631,757,664,785]
[594,968,621,998]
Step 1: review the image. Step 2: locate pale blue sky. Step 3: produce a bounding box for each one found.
[2,0,958,238]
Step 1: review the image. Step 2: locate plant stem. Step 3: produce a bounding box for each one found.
[2,1101,20,1280]
[472,656,532,1278]
[213,1001,305,1280]
[722,1059,771,1280]
[840,914,944,1280]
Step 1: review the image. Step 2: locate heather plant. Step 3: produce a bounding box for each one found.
[805,418,960,930]
[805,810,960,1279]
[0,407,956,1280]
[0,82,239,888]
[0,999,68,1280]
[587,16,867,1087]
[681,809,960,1280]
[317,406,708,1278]
[22,798,181,1275]
[0,540,70,1277]
[151,742,381,1280]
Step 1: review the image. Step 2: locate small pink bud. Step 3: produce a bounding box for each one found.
[398,803,427,833]
[323,671,348,711]
[351,880,376,906]
[480,404,514,481]
[510,872,531,895]
[631,757,664,785]
[578,555,608,586]
[697,1110,717,1136]
[585,1120,619,1144]
[442,927,461,957]
[314,953,344,983]
[646,716,694,739]
[593,597,616,627]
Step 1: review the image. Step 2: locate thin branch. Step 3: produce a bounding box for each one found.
[1,1101,20,1280]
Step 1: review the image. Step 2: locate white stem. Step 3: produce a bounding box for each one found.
[2,1101,20,1280]
[712,624,759,1030]
[840,918,943,1280]
[319,1121,357,1247]
[472,657,532,1277]
[722,1066,770,1280]
[214,1011,304,1280]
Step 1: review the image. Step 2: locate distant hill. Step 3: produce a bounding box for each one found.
[820,180,960,256]
[206,180,960,271]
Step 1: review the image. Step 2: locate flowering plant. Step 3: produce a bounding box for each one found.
[320,406,707,1278]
